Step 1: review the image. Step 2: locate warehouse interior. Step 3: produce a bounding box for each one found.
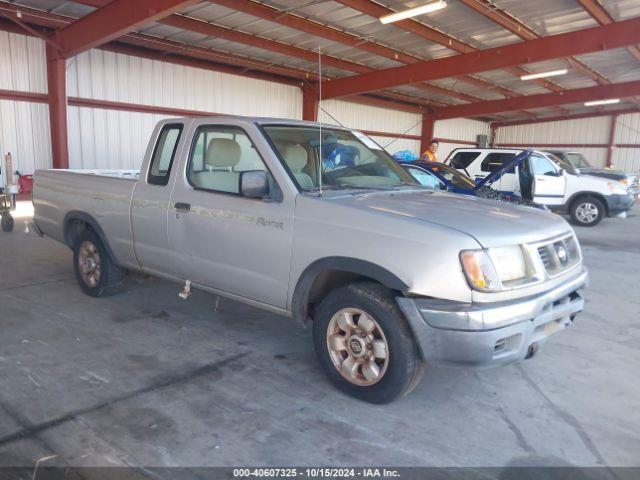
[0,0,640,476]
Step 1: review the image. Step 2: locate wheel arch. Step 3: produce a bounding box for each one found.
[567,191,609,216]
[63,211,119,264]
[291,257,409,324]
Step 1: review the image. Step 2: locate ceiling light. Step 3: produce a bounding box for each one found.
[584,98,621,106]
[520,69,568,81]
[379,1,447,24]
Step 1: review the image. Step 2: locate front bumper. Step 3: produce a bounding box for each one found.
[605,193,635,216]
[397,268,588,368]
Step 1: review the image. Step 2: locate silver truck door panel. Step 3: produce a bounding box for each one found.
[168,123,294,308]
[131,123,187,274]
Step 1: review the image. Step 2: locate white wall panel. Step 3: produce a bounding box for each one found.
[496,117,611,145]
[0,31,47,93]
[319,99,421,135]
[612,148,640,172]
[67,49,302,119]
[434,118,490,142]
[0,100,51,174]
[434,118,490,161]
[368,136,420,156]
[67,107,171,170]
[613,113,640,171]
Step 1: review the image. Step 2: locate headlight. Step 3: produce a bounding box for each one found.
[620,179,628,186]
[460,246,528,292]
[607,182,628,195]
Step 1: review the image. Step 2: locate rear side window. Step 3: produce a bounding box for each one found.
[450,151,480,169]
[480,153,517,173]
[148,124,183,186]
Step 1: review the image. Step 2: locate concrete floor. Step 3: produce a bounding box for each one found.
[1,203,639,469]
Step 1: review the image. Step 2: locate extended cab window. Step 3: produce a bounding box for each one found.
[450,151,480,170]
[480,153,516,173]
[148,124,183,186]
[187,126,272,195]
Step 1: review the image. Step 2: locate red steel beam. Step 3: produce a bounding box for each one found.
[10,0,433,111]
[576,0,640,63]
[0,1,307,85]
[302,83,319,121]
[322,17,640,99]
[208,0,510,101]
[0,2,433,115]
[46,44,69,169]
[420,113,436,157]
[158,14,472,104]
[335,0,474,54]
[458,0,610,87]
[335,0,561,94]
[436,81,640,119]
[53,0,200,58]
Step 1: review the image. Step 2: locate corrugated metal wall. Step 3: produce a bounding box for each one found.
[0,31,50,174]
[434,118,490,160]
[0,30,497,173]
[614,113,640,171]
[318,99,421,154]
[66,49,302,169]
[495,117,611,168]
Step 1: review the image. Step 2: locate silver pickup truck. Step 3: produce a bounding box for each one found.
[33,116,588,403]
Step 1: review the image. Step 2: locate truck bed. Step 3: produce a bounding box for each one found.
[33,169,140,269]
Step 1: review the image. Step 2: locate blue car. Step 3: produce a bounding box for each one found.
[398,150,542,206]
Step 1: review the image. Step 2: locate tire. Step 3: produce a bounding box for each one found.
[73,229,125,297]
[312,282,425,404]
[569,196,604,227]
[1,214,14,232]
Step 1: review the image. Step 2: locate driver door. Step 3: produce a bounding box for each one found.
[530,154,566,206]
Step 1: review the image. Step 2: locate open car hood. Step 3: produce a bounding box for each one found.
[473,150,533,190]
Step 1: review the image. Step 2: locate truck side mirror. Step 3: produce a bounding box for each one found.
[240,170,269,198]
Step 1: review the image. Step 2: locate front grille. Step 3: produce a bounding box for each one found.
[536,235,580,276]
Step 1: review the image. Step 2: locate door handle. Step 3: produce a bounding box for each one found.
[174,202,191,212]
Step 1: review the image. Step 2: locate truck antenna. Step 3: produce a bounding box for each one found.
[318,46,323,195]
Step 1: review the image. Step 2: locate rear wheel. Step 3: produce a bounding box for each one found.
[1,213,14,232]
[73,229,125,297]
[570,196,604,227]
[312,282,424,404]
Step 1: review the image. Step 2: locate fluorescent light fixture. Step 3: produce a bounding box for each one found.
[379,1,447,24]
[584,98,621,107]
[520,69,568,81]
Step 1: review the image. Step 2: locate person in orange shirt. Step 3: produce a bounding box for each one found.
[421,140,439,162]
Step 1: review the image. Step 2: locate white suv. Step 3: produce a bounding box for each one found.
[447,148,634,227]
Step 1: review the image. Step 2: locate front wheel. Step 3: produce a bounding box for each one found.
[570,196,604,227]
[312,282,425,404]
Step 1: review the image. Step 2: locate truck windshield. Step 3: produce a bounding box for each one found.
[546,153,578,175]
[564,152,592,169]
[262,125,418,191]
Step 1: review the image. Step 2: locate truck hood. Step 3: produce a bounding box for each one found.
[327,189,572,247]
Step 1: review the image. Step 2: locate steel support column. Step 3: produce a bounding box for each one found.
[420,113,436,156]
[606,114,618,168]
[46,44,68,169]
[302,83,319,122]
